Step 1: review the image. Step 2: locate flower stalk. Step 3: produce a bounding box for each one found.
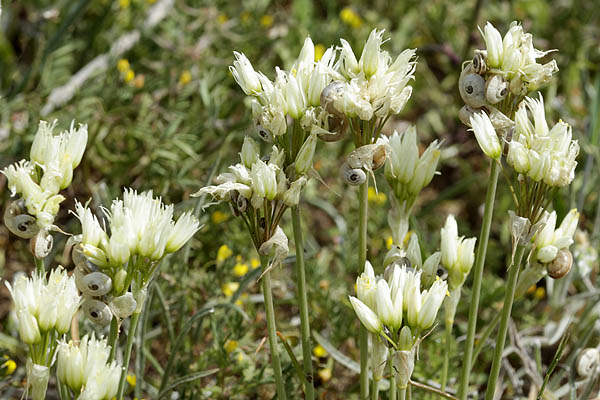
[358,179,370,399]
[116,311,141,400]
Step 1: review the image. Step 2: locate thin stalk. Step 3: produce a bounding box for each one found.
[260,255,287,400]
[290,205,315,400]
[135,288,153,398]
[399,388,406,400]
[389,361,397,400]
[471,311,501,370]
[410,379,458,399]
[484,245,526,400]
[108,316,119,362]
[117,311,141,400]
[371,378,379,400]
[34,257,45,276]
[358,179,370,400]
[457,160,500,400]
[441,322,452,391]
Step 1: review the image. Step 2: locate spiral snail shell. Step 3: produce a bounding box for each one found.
[458,105,479,127]
[110,292,137,319]
[318,115,348,142]
[576,348,600,378]
[341,162,367,186]
[320,81,345,117]
[30,230,53,259]
[82,299,112,326]
[547,248,573,279]
[4,200,39,239]
[485,75,509,104]
[256,125,273,142]
[459,65,487,108]
[472,52,487,75]
[78,272,112,297]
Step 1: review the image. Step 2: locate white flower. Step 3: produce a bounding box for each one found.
[356,261,377,310]
[283,176,307,207]
[166,211,200,253]
[295,133,318,175]
[240,136,259,168]
[533,209,579,264]
[337,39,360,78]
[417,278,448,329]
[441,215,476,289]
[349,296,382,334]
[74,202,108,248]
[16,309,41,345]
[360,29,385,77]
[376,279,402,329]
[480,22,503,68]
[230,52,263,96]
[250,160,278,201]
[407,140,441,195]
[470,112,502,159]
[441,215,459,269]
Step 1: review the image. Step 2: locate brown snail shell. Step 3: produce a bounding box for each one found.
[472,52,487,75]
[458,105,479,127]
[4,200,39,239]
[318,115,348,142]
[547,249,573,279]
[371,145,387,171]
[30,230,53,259]
[320,81,345,117]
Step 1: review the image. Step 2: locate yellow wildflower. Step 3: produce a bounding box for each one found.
[217,14,228,25]
[313,344,328,358]
[1,358,16,375]
[216,245,233,264]
[314,44,326,61]
[534,287,546,300]
[250,257,260,269]
[385,236,394,250]
[212,210,228,224]
[367,187,387,204]
[117,59,130,73]
[224,340,238,353]
[119,0,130,9]
[147,0,157,3]
[124,69,135,83]
[340,7,362,28]
[222,282,239,297]
[260,15,274,28]
[233,262,249,277]
[318,367,332,382]
[126,374,136,387]
[179,70,192,86]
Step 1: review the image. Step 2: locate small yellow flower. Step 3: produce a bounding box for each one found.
[260,15,274,28]
[222,282,239,297]
[236,352,245,363]
[217,14,228,25]
[340,7,362,28]
[1,358,16,375]
[385,236,394,250]
[147,0,157,3]
[534,287,546,300]
[318,367,332,382]
[526,285,536,295]
[233,262,249,277]
[124,69,135,83]
[117,59,130,73]
[212,210,228,224]
[179,70,192,86]
[119,0,130,9]
[250,257,260,269]
[216,245,233,264]
[224,340,238,353]
[126,374,136,387]
[313,344,328,358]
[314,44,326,62]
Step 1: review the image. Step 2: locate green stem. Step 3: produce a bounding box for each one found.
[116,311,141,400]
[399,388,406,400]
[389,361,397,400]
[484,245,526,400]
[441,322,452,391]
[457,160,500,400]
[471,311,501,370]
[371,378,379,400]
[34,257,45,276]
[260,255,287,400]
[290,205,315,400]
[108,316,119,363]
[359,180,370,400]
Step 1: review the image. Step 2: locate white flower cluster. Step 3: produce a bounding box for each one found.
[440,215,477,290]
[76,189,200,267]
[57,334,121,400]
[508,95,579,186]
[349,261,447,337]
[533,209,578,264]
[5,268,80,344]
[479,21,558,92]
[2,120,87,230]
[194,139,308,208]
[333,29,416,120]
[383,126,441,201]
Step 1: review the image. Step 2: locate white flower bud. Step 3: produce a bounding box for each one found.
[470,112,502,159]
[349,296,382,334]
[357,261,377,310]
[283,176,307,207]
[537,245,558,263]
[441,215,458,269]
[360,29,384,77]
[418,278,448,329]
[295,133,318,175]
[166,212,200,253]
[230,52,262,96]
[17,309,41,345]
[240,136,259,168]
[251,160,278,201]
[26,361,50,400]
[507,141,530,174]
[376,279,402,329]
[338,39,360,78]
[480,22,503,68]
[457,237,476,274]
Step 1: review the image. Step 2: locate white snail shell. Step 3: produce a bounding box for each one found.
[458,105,479,127]
[72,244,86,267]
[341,163,367,186]
[320,81,345,117]
[82,299,112,326]
[547,249,573,279]
[79,272,112,297]
[110,292,137,319]
[577,348,600,378]
[459,66,487,108]
[256,125,273,142]
[472,52,487,74]
[485,75,509,104]
[4,201,39,239]
[30,230,53,259]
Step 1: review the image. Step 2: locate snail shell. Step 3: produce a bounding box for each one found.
[458,105,479,127]
[320,81,345,117]
[318,115,347,142]
[547,249,573,279]
[72,244,86,267]
[236,195,248,213]
[346,144,388,171]
[78,272,112,297]
[82,299,112,326]
[472,52,487,75]
[577,348,600,378]
[256,125,273,142]
[341,162,367,186]
[4,201,39,239]
[110,292,137,319]
[371,145,387,171]
[30,230,53,259]
[459,65,487,108]
[485,75,509,104]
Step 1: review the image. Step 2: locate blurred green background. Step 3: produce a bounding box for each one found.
[1,0,599,398]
